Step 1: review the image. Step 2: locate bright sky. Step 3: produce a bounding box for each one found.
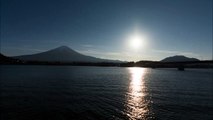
[1,0,212,61]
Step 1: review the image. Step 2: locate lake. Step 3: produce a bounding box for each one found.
[0,65,213,120]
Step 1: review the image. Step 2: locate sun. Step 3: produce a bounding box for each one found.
[130,35,142,49]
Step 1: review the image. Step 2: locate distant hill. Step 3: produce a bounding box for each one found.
[161,55,199,62]
[13,46,122,63]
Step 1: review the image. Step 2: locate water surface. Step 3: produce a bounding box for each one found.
[1,65,212,120]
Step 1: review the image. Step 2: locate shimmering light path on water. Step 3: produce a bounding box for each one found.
[126,67,152,120]
[126,68,148,119]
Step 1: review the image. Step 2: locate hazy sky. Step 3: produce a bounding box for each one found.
[1,0,212,61]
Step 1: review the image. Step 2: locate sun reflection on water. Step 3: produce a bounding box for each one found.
[126,67,149,120]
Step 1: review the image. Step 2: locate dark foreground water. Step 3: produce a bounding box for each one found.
[0,65,213,120]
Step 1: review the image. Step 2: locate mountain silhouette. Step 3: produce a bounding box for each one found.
[161,55,199,62]
[0,53,13,62]
[13,46,121,62]
[0,53,19,63]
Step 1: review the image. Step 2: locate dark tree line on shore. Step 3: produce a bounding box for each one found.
[1,53,213,69]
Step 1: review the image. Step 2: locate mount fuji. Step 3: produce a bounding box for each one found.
[13,46,121,63]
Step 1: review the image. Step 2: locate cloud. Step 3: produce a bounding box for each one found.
[78,49,101,55]
[78,48,148,61]
[153,49,180,54]
[78,49,120,56]
[81,44,94,48]
[153,49,200,58]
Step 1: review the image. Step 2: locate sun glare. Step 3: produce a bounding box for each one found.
[128,34,145,50]
[131,36,141,48]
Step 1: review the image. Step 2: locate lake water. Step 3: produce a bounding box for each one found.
[0,65,213,120]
